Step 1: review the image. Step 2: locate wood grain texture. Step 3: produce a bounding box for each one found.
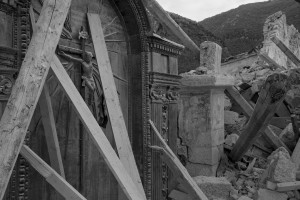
[87,13,146,199]
[20,145,86,200]
[0,0,71,198]
[226,86,289,152]
[230,73,290,161]
[51,55,145,200]
[149,120,209,200]
[39,85,65,178]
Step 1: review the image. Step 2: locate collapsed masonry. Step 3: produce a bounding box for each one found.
[167,11,300,200]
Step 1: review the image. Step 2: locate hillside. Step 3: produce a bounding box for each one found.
[199,0,300,56]
[155,13,228,73]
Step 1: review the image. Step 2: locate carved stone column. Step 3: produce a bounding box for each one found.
[178,41,234,176]
[146,33,183,200]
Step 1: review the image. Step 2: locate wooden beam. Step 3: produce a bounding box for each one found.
[141,0,199,53]
[30,4,65,178]
[39,85,65,177]
[225,86,290,152]
[230,73,290,161]
[51,56,146,200]
[264,126,291,154]
[259,52,286,70]
[269,117,291,129]
[225,86,253,117]
[149,120,209,200]
[87,13,145,198]
[0,0,71,198]
[20,145,85,200]
[271,36,300,67]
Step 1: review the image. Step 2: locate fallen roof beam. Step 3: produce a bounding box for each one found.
[141,0,199,53]
[271,36,300,67]
[230,73,290,161]
[225,86,291,153]
[0,0,71,198]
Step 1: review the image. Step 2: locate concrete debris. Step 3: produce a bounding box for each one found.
[265,147,297,183]
[225,134,239,147]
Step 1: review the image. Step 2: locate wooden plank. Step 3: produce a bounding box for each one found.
[276,181,300,192]
[264,126,291,154]
[141,0,198,52]
[87,13,145,198]
[271,36,300,67]
[269,117,291,129]
[259,52,286,70]
[225,86,253,117]
[226,86,289,152]
[0,0,71,198]
[39,85,65,177]
[230,73,290,161]
[20,145,85,200]
[51,55,145,200]
[149,120,209,200]
[30,6,65,178]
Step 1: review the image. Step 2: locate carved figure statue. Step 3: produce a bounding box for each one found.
[58,50,95,91]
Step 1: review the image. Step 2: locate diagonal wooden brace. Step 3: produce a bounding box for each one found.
[0,0,71,198]
[149,120,208,200]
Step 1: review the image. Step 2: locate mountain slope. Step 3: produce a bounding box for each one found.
[199,0,300,56]
[164,13,228,73]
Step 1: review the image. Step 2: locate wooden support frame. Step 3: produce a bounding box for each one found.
[20,145,86,200]
[149,120,208,200]
[87,13,145,198]
[230,73,290,161]
[0,0,71,198]
[0,1,147,200]
[225,86,290,152]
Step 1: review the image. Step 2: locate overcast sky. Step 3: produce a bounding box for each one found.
[156,0,267,21]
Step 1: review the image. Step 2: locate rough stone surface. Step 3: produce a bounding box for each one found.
[192,176,233,200]
[224,110,240,125]
[185,162,218,177]
[225,134,239,147]
[188,146,221,165]
[256,189,288,200]
[266,147,297,183]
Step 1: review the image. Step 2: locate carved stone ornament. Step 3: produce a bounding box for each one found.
[166,86,179,101]
[0,74,14,95]
[150,84,167,102]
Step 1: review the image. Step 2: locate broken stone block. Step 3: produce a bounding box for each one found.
[225,134,239,146]
[224,110,239,125]
[192,176,232,200]
[256,189,288,200]
[266,147,297,183]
